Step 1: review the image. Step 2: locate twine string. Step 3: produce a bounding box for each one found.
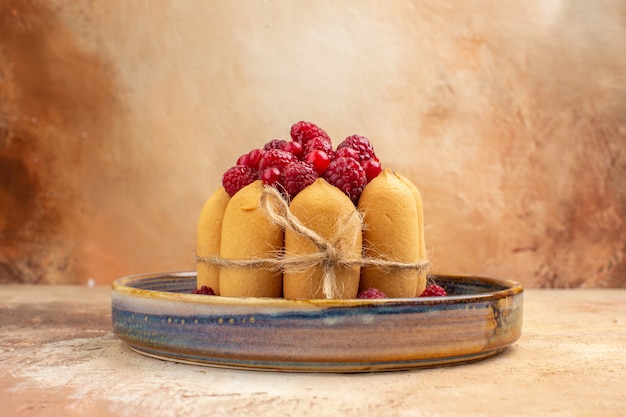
[259,187,350,298]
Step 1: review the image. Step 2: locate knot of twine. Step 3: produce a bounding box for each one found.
[196,186,430,299]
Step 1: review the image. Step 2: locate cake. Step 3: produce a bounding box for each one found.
[194,121,440,299]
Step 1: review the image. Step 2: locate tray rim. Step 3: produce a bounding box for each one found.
[112,270,523,306]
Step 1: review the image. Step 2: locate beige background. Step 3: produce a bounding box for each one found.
[1,0,625,287]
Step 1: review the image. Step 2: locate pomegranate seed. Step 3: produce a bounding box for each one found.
[305,150,331,176]
[246,149,264,169]
[362,158,382,182]
[261,167,282,186]
[237,149,264,169]
[236,153,249,166]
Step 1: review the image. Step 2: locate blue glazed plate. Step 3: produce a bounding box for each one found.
[111,271,523,372]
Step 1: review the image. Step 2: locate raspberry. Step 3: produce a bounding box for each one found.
[335,147,359,160]
[337,135,377,163]
[192,286,216,295]
[357,288,388,299]
[303,136,333,157]
[264,139,288,151]
[222,165,258,197]
[290,121,331,145]
[304,150,331,176]
[323,156,367,204]
[259,149,298,172]
[281,141,304,159]
[282,162,318,200]
[419,284,447,297]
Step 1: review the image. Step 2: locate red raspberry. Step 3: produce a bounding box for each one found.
[192,286,216,295]
[419,285,447,297]
[264,139,288,151]
[281,141,304,159]
[282,162,318,200]
[335,147,359,160]
[303,136,333,157]
[290,121,331,145]
[259,149,298,172]
[222,165,258,197]
[357,288,388,299]
[323,156,367,204]
[337,135,377,163]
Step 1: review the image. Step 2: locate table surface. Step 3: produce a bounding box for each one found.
[0,285,624,417]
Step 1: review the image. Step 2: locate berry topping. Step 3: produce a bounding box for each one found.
[258,149,298,172]
[281,141,304,159]
[335,146,360,160]
[192,286,216,295]
[282,162,318,200]
[304,150,331,176]
[263,139,288,151]
[337,135,377,163]
[261,167,282,186]
[222,165,258,197]
[236,148,265,169]
[236,153,250,167]
[303,136,333,157]
[362,158,382,182]
[323,156,367,204]
[290,121,331,145]
[357,288,388,299]
[222,122,382,202]
[246,148,264,169]
[419,284,447,297]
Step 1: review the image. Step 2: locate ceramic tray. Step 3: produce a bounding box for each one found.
[111,271,523,372]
